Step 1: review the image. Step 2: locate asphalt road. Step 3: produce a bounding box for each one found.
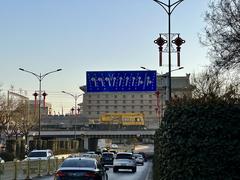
[32,161,152,180]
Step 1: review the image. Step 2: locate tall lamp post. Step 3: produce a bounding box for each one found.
[153,0,185,101]
[62,91,83,140]
[19,68,62,148]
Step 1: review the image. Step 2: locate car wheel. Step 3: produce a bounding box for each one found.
[113,167,118,173]
[132,167,136,173]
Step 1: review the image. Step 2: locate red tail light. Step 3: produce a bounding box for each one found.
[55,170,65,177]
[84,172,97,177]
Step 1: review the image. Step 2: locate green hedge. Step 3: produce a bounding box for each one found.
[153,97,240,180]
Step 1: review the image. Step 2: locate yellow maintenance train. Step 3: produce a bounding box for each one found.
[89,113,145,130]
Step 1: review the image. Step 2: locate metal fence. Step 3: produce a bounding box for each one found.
[0,157,65,180]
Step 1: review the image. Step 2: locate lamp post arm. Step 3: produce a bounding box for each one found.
[170,0,184,14]
[153,0,169,14]
[19,68,40,80]
[41,69,62,80]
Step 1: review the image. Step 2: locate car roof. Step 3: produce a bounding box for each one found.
[30,149,52,152]
[117,152,132,155]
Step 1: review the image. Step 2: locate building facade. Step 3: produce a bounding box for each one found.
[80,73,192,129]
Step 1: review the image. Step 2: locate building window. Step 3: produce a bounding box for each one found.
[105,106,108,109]
[97,94,100,98]
[96,111,99,114]
[132,106,135,109]
[141,100,143,103]
[97,106,100,109]
[149,111,152,115]
[123,95,126,98]
[97,100,100,103]
[114,100,117,104]
[123,100,126,104]
[149,100,152,103]
[114,95,117,98]
[114,111,117,113]
[140,94,143,98]
[105,94,109,98]
[88,106,91,109]
[132,100,135,103]
[114,106,117,109]
[140,106,143,109]
[105,111,109,113]
[149,94,152,98]
[88,100,91,103]
[149,106,152,109]
[105,100,108,104]
[88,112,91,115]
[131,94,135,98]
[88,94,91,98]
[123,106,126,109]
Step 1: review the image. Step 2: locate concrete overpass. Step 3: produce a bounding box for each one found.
[29,130,155,139]
[28,130,156,150]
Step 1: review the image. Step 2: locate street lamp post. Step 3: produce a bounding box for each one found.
[153,0,184,101]
[19,68,62,148]
[62,91,83,140]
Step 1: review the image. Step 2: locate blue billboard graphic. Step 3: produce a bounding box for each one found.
[86,71,157,92]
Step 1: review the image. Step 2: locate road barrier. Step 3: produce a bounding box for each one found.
[0,157,65,180]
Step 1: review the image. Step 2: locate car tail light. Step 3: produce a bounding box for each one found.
[84,172,97,178]
[55,170,65,177]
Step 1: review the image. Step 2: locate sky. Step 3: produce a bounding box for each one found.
[0,0,210,114]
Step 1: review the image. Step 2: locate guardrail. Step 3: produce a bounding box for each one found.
[0,157,66,180]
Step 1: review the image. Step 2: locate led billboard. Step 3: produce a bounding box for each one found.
[86,70,157,92]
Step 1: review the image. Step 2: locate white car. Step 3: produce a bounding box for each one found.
[113,152,137,173]
[133,153,144,165]
[24,149,54,160]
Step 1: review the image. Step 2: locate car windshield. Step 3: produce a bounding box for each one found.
[61,159,96,168]
[116,154,132,159]
[28,151,47,157]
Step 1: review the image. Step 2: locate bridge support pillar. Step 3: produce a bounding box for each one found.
[83,137,88,151]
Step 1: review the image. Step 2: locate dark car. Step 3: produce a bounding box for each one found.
[101,152,114,166]
[54,157,109,180]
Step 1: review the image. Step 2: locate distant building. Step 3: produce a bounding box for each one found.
[80,74,192,129]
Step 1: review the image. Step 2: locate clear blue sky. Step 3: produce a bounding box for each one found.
[0,0,210,114]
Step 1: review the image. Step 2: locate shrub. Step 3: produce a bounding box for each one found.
[153,97,240,180]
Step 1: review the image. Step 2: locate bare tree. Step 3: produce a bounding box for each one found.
[192,67,240,99]
[201,0,240,70]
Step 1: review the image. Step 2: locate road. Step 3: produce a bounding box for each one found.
[32,161,152,180]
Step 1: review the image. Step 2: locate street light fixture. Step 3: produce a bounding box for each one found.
[61,91,83,140]
[19,68,62,148]
[153,0,185,101]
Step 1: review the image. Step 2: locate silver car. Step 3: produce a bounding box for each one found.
[113,152,137,173]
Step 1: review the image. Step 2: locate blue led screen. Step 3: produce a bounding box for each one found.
[86,71,157,92]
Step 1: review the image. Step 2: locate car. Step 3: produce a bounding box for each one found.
[138,152,147,162]
[111,144,118,149]
[133,153,144,165]
[54,157,109,180]
[24,149,54,160]
[113,152,137,173]
[101,152,114,166]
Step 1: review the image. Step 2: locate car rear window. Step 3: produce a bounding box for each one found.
[102,153,113,158]
[116,154,132,159]
[61,159,96,168]
[28,152,47,157]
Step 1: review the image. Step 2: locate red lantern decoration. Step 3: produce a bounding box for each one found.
[154,35,167,66]
[33,91,38,113]
[172,35,185,66]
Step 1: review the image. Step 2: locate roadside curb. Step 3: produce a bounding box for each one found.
[145,160,153,180]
